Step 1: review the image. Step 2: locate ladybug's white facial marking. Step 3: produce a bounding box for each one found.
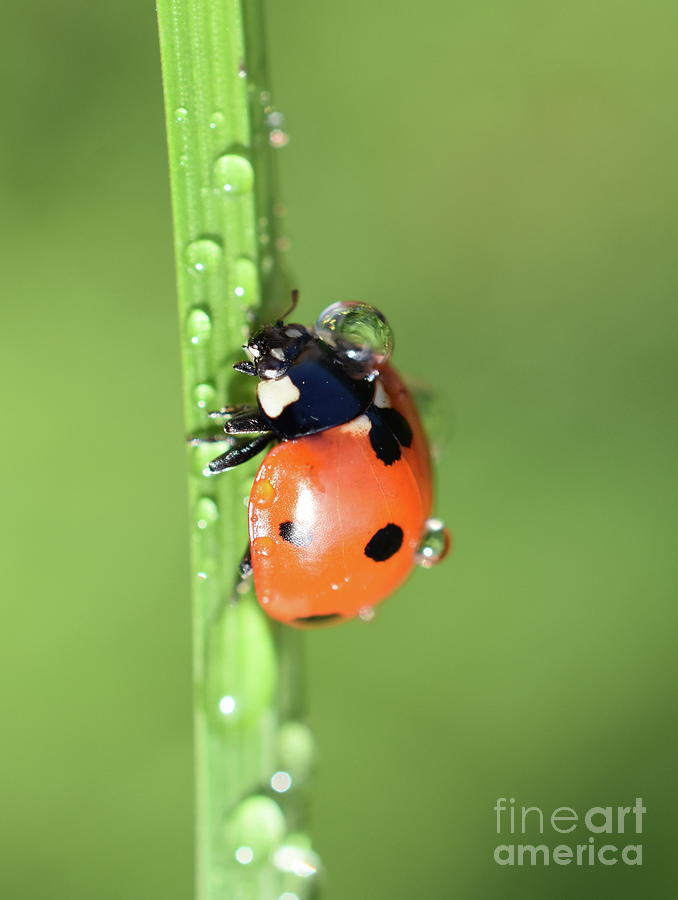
[258,376,301,418]
[373,379,392,408]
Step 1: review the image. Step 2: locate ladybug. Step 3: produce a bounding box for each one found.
[205,297,449,627]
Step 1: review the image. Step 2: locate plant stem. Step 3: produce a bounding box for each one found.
[156,3,316,897]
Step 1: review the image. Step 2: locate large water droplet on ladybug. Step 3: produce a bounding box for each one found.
[315,302,393,372]
[415,518,451,567]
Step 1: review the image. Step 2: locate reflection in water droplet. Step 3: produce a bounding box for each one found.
[197,571,208,580]
[316,301,393,370]
[196,496,218,530]
[238,63,248,78]
[185,308,212,345]
[193,382,217,409]
[175,106,188,123]
[270,771,292,793]
[415,517,451,568]
[219,695,236,715]
[358,606,375,622]
[235,846,253,865]
[279,894,299,900]
[273,841,320,879]
[214,154,254,195]
[185,238,222,274]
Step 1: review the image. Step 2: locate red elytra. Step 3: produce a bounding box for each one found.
[247,365,433,626]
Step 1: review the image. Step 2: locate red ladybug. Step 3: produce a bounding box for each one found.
[206,299,449,627]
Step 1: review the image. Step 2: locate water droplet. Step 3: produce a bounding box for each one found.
[235,846,253,865]
[193,382,217,409]
[197,571,208,580]
[315,301,393,371]
[223,796,286,866]
[214,154,254,195]
[175,106,188,124]
[185,307,212,346]
[218,695,236,715]
[277,722,314,784]
[273,837,320,879]
[206,598,276,727]
[270,771,292,793]
[252,479,275,507]
[232,257,259,306]
[185,238,222,274]
[274,202,287,218]
[270,128,289,148]
[238,63,248,78]
[415,517,451,568]
[208,111,226,133]
[276,236,291,252]
[261,255,274,275]
[358,606,375,622]
[196,496,218,530]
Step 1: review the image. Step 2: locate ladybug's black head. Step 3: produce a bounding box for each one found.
[235,322,312,380]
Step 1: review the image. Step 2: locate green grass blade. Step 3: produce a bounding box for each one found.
[156,2,317,897]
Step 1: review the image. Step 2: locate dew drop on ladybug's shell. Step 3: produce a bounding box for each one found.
[415,518,451,568]
[315,301,394,369]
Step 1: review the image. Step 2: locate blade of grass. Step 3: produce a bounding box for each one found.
[156,2,318,897]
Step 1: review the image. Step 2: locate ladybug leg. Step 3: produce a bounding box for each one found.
[239,546,252,578]
[229,545,253,605]
[187,432,231,444]
[206,433,273,475]
[207,404,255,419]
[223,410,269,435]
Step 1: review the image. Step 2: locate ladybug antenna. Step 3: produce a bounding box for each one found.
[276,289,299,326]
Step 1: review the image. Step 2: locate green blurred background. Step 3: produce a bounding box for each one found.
[2,0,677,897]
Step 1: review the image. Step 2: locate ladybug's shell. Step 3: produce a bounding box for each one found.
[248,366,432,626]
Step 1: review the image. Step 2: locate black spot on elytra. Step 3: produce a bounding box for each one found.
[366,406,413,466]
[293,613,342,626]
[364,523,404,561]
[380,407,412,448]
[279,520,313,547]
